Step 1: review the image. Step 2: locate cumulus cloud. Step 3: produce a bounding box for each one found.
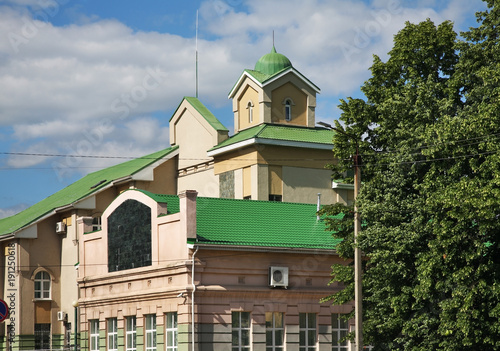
[0,0,487,190]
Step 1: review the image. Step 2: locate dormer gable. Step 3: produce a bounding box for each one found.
[229,47,320,133]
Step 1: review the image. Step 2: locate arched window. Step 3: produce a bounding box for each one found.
[284,99,292,121]
[108,199,152,272]
[247,101,254,123]
[34,271,51,299]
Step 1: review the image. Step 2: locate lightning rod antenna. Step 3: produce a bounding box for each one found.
[195,10,199,98]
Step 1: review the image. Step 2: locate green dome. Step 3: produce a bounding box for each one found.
[254,46,292,76]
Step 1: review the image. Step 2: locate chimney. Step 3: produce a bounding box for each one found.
[179,190,198,239]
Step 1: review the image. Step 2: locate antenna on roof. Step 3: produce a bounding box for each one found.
[195,10,199,98]
[272,30,275,47]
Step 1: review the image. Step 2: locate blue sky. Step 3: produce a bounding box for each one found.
[0,0,488,218]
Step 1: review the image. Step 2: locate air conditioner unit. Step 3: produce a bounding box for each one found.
[57,311,67,321]
[269,266,289,288]
[55,222,66,234]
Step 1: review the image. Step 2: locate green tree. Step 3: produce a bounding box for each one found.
[322,5,500,348]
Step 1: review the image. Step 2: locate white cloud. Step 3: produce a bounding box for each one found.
[0,203,30,220]
[0,0,487,183]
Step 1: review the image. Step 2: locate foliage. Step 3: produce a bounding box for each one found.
[323,3,500,350]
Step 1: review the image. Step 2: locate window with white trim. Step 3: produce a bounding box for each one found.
[107,318,118,351]
[332,313,349,351]
[34,271,51,299]
[232,311,251,350]
[247,101,254,123]
[299,313,317,351]
[266,312,284,351]
[126,316,137,351]
[284,99,292,121]
[90,320,99,351]
[146,314,157,351]
[165,312,178,351]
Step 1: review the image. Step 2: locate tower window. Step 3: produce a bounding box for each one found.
[247,101,254,123]
[284,99,293,121]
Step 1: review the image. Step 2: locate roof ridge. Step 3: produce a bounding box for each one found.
[182,97,228,132]
[0,146,179,236]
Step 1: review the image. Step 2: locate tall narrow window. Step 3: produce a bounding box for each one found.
[284,99,292,121]
[266,312,284,351]
[146,315,157,351]
[35,323,51,350]
[247,101,254,123]
[232,311,251,350]
[165,312,178,351]
[332,314,349,351]
[126,316,137,351]
[299,313,316,351]
[34,271,51,299]
[107,318,118,351]
[90,320,99,351]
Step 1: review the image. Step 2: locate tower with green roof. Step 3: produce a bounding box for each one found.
[229,46,320,133]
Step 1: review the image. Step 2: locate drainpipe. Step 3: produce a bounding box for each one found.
[317,193,321,220]
[190,245,199,351]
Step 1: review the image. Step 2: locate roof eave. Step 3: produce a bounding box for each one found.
[188,242,338,255]
[262,67,320,93]
[207,137,333,157]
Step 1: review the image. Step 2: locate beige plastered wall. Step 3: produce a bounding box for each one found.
[178,167,220,198]
[270,81,308,126]
[237,85,260,130]
[282,166,337,205]
[263,72,317,127]
[78,190,194,333]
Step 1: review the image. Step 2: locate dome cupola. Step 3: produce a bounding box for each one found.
[254,46,292,76]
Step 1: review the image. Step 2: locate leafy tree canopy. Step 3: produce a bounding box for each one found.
[322,2,500,350]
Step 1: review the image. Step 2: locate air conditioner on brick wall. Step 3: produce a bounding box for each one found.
[269,266,289,288]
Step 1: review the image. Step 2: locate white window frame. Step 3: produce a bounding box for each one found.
[145,314,157,351]
[165,312,178,351]
[332,313,349,351]
[299,313,317,351]
[266,312,284,351]
[284,99,293,121]
[247,101,254,123]
[107,318,118,351]
[34,271,51,300]
[126,316,137,351]
[232,311,251,351]
[92,215,102,231]
[90,320,99,351]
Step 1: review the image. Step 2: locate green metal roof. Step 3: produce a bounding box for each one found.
[134,189,180,215]
[170,97,228,132]
[208,124,334,152]
[0,146,179,236]
[254,46,293,76]
[194,197,341,250]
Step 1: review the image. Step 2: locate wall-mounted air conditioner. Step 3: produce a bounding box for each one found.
[57,311,67,321]
[55,222,66,234]
[269,266,289,288]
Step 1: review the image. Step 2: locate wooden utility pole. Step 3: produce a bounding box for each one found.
[318,121,363,350]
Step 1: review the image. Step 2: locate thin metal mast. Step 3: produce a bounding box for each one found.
[195,10,199,98]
